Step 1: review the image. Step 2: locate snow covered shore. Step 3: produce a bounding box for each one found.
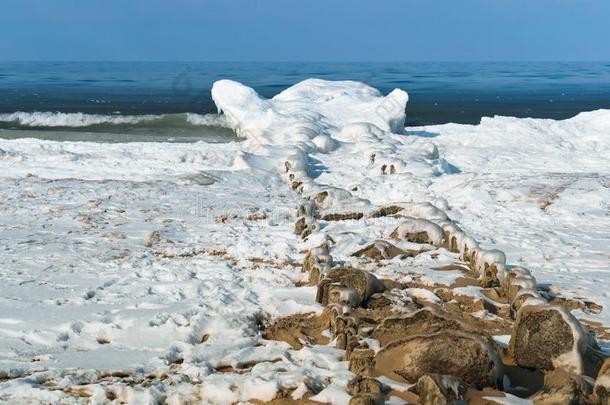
[0,79,609,403]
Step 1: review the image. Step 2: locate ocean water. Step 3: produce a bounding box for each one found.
[1,61,610,142]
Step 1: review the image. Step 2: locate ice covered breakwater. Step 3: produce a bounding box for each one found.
[212,78,610,403]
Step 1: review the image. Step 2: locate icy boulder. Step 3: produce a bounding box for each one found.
[390,218,445,245]
[211,79,409,146]
[509,303,592,375]
[316,267,386,308]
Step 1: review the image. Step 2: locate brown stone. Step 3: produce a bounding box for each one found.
[509,304,588,373]
[480,262,501,288]
[348,394,379,405]
[291,180,303,191]
[595,357,610,405]
[294,216,309,236]
[415,374,470,405]
[321,212,364,221]
[316,267,385,307]
[390,229,430,244]
[347,376,383,396]
[371,308,466,347]
[531,368,593,405]
[366,293,392,310]
[351,240,416,261]
[368,205,403,218]
[302,249,331,285]
[373,331,502,389]
[330,314,358,335]
[313,191,329,206]
[349,349,375,375]
[262,311,330,350]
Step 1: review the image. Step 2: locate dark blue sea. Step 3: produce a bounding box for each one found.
[1,62,609,141]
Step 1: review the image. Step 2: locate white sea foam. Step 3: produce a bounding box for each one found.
[0,111,164,127]
[0,111,233,128]
[185,112,231,127]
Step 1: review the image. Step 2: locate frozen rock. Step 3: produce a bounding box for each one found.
[320,211,365,221]
[393,202,449,221]
[530,368,593,404]
[316,267,385,307]
[294,216,307,235]
[371,307,467,347]
[373,330,503,389]
[349,394,380,405]
[415,374,470,405]
[510,289,545,314]
[312,134,337,152]
[475,249,507,288]
[347,375,383,396]
[302,247,332,285]
[595,357,610,405]
[509,303,592,374]
[349,348,375,375]
[351,240,414,261]
[507,274,538,302]
[390,218,445,245]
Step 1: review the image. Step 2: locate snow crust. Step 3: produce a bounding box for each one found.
[1,78,609,402]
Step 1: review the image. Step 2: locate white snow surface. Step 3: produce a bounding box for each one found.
[0,78,609,403]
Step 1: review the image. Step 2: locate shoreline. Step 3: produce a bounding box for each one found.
[0,79,609,403]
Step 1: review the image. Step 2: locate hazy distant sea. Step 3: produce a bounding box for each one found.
[1,62,609,142]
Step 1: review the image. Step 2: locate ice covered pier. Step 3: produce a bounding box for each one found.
[213,79,610,404]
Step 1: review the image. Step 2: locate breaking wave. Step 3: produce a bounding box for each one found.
[0,111,230,129]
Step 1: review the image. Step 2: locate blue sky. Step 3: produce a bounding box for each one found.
[1,0,608,61]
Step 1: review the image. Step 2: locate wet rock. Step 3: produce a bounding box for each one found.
[351,240,414,261]
[415,374,470,405]
[316,267,385,307]
[373,330,502,389]
[509,303,591,374]
[371,307,467,347]
[347,375,383,396]
[595,358,610,405]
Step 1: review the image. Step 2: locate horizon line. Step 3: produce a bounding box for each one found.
[1,60,610,64]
